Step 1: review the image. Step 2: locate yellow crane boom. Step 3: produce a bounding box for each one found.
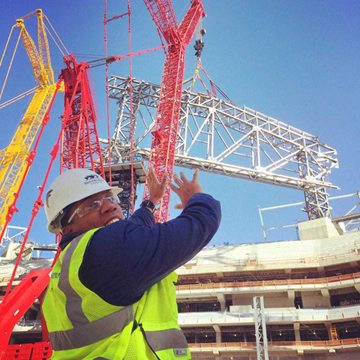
[0,10,57,237]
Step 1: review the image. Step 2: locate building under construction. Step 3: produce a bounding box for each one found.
[0,1,359,360]
[2,215,360,360]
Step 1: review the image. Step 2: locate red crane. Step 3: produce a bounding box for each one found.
[142,0,205,222]
[0,54,105,359]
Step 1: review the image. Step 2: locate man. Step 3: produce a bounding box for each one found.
[43,166,221,360]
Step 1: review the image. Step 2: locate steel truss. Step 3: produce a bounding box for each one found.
[104,76,339,219]
[253,296,269,360]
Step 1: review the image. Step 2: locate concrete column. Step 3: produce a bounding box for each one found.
[216,293,226,311]
[243,331,247,344]
[294,323,301,342]
[213,324,221,343]
[194,333,199,343]
[318,266,326,277]
[321,289,331,307]
[321,289,330,298]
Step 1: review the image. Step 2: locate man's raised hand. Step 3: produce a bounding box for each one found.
[147,165,168,205]
[169,169,203,210]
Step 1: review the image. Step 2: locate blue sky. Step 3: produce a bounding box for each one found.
[0,0,359,248]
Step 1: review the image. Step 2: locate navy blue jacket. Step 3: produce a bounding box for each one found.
[60,193,221,306]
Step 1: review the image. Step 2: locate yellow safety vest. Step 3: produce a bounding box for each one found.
[43,228,190,360]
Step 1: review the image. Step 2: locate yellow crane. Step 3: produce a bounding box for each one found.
[0,10,58,237]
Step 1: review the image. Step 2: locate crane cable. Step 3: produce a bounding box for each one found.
[104,0,112,184]
[0,86,38,110]
[190,57,206,92]
[0,25,15,71]
[43,23,66,57]
[0,28,22,105]
[43,14,70,55]
[128,0,135,214]
[190,57,235,105]
[103,1,135,214]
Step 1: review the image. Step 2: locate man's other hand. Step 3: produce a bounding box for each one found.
[147,165,168,205]
[169,169,204,210]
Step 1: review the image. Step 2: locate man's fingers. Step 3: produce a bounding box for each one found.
[147,165,154,180]
[174,203,184,210]
[180,171,189,184]
[172,173,183,187]
[192,168,200,182]
[169,182,179,194]
[161,172,168,186]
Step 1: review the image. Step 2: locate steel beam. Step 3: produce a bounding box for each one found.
[103,76,339,219]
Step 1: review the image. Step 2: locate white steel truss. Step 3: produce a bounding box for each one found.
[103,75,339,219]
[253,296,269,360]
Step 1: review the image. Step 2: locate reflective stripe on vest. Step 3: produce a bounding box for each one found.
[144,328,188,352]
[49,235,133,351]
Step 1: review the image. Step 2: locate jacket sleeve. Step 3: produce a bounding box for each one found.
[79,193,221,306]
[128,207,155,227]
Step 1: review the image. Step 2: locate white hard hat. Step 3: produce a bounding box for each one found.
[45,168,122,234]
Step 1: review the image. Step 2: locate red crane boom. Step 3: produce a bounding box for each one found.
[142,0,204,223]
[60,54,105,176]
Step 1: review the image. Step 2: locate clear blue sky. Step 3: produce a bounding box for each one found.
[0,0,359,248]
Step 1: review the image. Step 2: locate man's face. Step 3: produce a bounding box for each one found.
[62,190,124,234]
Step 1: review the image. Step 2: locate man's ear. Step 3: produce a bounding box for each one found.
[62,225,73,234]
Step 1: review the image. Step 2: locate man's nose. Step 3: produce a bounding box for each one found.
[118,207,124,220]
[100,198,117,213]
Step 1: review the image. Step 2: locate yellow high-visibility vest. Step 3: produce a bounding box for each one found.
[43,228,190,360]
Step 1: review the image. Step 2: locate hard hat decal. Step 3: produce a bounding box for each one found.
[45,189,53,208]
[83,174,102,185]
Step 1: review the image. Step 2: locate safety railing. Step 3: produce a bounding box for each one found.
[188,337,360,349]
[183,246,360,271]
[176,271,360,292]
[178,305,360,324]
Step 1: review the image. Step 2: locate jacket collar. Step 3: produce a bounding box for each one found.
[59,231,84,251]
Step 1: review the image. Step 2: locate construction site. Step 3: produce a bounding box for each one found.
[0,1,359,360]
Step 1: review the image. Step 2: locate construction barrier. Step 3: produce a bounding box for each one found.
[3,342,51,360]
